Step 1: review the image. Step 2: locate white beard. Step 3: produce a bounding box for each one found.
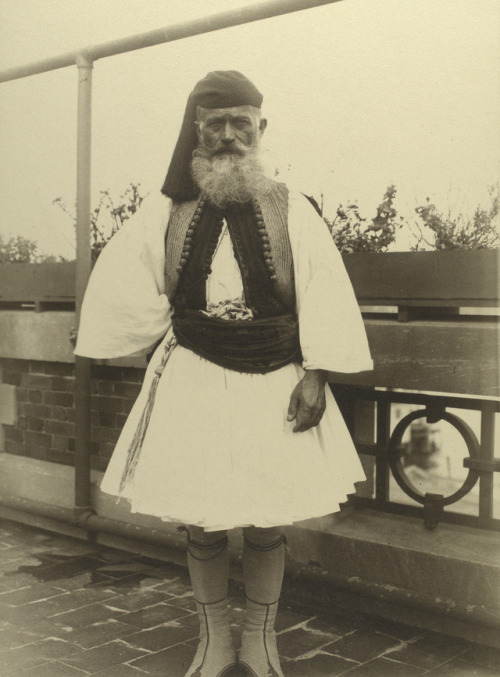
[191,147,272,208]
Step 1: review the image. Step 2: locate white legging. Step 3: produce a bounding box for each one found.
[187,525,285,604]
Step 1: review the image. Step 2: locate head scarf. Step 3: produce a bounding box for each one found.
[161,71,263,202]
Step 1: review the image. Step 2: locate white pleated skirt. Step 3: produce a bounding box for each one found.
[100,331,365,531]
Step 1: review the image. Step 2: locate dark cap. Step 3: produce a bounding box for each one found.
[161,71,263,202]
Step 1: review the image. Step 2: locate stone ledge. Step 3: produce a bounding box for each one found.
[282,510,500,642]
[0,311,76,363]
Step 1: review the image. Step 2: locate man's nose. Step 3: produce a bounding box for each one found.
[221,122,236,142]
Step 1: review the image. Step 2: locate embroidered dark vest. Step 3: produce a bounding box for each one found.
[165,183,301,373]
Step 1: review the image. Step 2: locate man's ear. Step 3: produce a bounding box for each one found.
[259,118,268,136]
[195,121,202,141]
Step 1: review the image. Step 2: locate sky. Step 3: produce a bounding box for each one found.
[0,0,499,258]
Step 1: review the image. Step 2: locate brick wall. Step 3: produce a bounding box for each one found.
[89,364,144,470]
[1,359,145,471]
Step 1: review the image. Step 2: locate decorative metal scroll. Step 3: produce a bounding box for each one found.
[387,408,481,529]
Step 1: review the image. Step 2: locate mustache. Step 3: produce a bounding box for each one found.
[194,138,253,158]
[213,146,246,156]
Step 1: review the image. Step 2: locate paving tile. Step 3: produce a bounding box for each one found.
[0,575,40,592]
[50,602,127,628]
[284,651,357,676]
[0,557,40,574]
[0,637,83,673]
[274,607,309,633]
[459,644,500,670]
[0,628,36,651]
[0,598,60,628]
[94,664,147,676]
[29,637,82,660]
[363,616,424,641]
[0,535,24,547]
[386,632,468,670]
[146,563,191,580]
[153,578,193,597]
[0,636,82,672]
[136,574,178,589]
[67,619,139,648]
[120,602,189,628]
[14,617,76,641]
[48,586,120,612]
[11,555,106,583]
[130,642,195,675]
[92,572,160,592]
[94,561,154,578]
[426,658,500,676]
[0,583,64,606]
[306,612,358,637]
[164,593,197,612]
[279,626,338,659]
[0,547,31,563]
[343,656,425,675]
[62,640,147,672]
[104,588,171,611]
[323,629,402,663]
[0,644,50,673]
[124,621,198,651]
[178,611,202,630]
[49,571,110,591]
[11,660,88,676]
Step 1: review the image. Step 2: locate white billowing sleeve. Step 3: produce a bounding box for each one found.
[74,193,172,359]
[288,192,373,373]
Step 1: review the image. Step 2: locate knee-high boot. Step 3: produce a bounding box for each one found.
[185,533,237,677]
[239,532,286,677]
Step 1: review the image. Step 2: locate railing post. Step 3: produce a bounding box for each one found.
[353,398,376,499]
[74,53,93,515]
[478,401,496,526]
[375,399,391,506]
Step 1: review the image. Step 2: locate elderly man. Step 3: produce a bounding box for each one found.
[76,71,372,677]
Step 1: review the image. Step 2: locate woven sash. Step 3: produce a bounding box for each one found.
[172,310,301,374]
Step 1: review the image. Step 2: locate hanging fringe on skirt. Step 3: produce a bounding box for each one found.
[119,336,177,491]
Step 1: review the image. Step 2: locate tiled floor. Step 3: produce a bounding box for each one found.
[0,518,498,676]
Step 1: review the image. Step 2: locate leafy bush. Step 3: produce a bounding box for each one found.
[323,185,403,254]
[316,183,499,254]
[0,234,63,263]
[410,183,499,251]
[54,182,147,262]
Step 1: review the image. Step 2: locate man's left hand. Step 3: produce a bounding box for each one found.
[287,370,327,433]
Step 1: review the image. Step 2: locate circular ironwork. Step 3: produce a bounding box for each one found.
[388,409,480,507]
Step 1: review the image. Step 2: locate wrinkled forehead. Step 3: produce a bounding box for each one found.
[195,104,261,124]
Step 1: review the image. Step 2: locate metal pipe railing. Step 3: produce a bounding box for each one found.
[0,494,186,551]
[0,0,342,82]
[73,55,93,513]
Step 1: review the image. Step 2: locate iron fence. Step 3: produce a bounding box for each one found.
[332,384,500,531]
